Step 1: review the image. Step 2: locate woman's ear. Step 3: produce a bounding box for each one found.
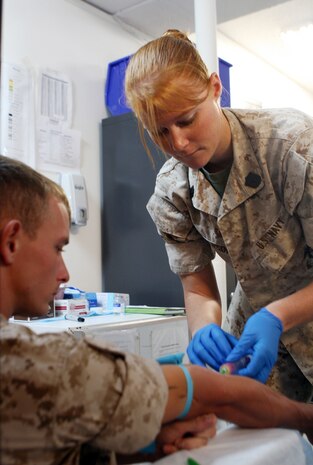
[209,72,222,99]
[0,220,22,265]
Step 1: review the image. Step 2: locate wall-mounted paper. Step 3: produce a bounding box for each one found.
[36,69,80,171]
[0,62,34,166]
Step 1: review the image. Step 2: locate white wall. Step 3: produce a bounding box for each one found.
[216,31,313,114]
[2,0,148,292]
[2,0,313,297]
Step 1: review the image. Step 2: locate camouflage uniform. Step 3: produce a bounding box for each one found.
[147,108,313,402]
[0,316,168,465]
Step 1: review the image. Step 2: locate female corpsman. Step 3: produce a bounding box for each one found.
[125,29,313,401]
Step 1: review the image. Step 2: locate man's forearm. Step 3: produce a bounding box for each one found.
[190,366,313,433]
[161,365,313,442]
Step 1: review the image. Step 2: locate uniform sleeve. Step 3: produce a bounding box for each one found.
[1,325,168,456]
[54,334,168,454]
[283,127,313,248]
[147,166,214,275]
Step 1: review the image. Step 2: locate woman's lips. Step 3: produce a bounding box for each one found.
[180,148,202,159]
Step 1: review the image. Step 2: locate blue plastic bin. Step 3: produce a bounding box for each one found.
[105,55,132,116]
[218,58,232,107]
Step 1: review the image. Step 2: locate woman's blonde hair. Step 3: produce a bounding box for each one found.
[125,29,211,158]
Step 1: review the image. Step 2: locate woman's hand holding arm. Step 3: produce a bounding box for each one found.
[225,308,282,382]
[181,264,237,369]
[226,279,313,382]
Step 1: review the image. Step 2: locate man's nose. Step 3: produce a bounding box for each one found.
[169,127,189,151]
[59,258,70,284]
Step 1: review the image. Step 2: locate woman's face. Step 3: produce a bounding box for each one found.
[152,74,232,171]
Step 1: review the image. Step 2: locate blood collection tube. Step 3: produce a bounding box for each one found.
[219,355,252,375]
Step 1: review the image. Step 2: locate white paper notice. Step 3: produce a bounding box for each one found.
[0,63,33,164]
[36,69,80,171]
[39,70,72,126]
[37,123,81,169]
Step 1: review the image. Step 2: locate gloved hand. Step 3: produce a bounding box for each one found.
[187,323,238,371]
[225,307,283,383]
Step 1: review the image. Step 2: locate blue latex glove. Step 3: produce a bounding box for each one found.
[226,307,283,383]
[187,323,238,371]
[157,352,184,365]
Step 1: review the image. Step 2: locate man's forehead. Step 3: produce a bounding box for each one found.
[43,198,70,232]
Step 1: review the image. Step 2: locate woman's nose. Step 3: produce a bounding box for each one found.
[169,127,189,151]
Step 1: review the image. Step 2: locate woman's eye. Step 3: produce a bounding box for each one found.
[157,127,169,136]
[178,117,194,127]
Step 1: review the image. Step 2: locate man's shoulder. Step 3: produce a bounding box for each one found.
[0,319,76,357]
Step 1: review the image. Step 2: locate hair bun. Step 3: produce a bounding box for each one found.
[162,29,192,43]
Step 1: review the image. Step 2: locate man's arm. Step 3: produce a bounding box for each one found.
[121,362,313,462]
[161,364,313,443]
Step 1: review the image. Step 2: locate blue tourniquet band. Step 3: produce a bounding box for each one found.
[139,364,194,454]
[139,441,157,454]
[177,365,194,419]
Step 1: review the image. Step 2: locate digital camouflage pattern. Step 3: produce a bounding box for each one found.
[0,316,168,465]
[147,108,313,402]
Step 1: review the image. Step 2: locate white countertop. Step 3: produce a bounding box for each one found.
[11,313,186,333]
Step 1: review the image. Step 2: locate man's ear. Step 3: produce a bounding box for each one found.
[209,72,222,99]
[0,220,23,265]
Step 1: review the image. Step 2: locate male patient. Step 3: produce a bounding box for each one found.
[0,154,313,465]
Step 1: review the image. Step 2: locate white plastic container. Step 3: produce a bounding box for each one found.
[96,292,129,314]
[54,298,89,317]
[113,294,125,314]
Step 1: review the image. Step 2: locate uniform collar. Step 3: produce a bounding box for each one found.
[189,109,264,218]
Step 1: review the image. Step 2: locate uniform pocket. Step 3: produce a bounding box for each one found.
[251,207,302,272]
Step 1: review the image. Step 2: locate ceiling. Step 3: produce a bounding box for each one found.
[83,0,313,94]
